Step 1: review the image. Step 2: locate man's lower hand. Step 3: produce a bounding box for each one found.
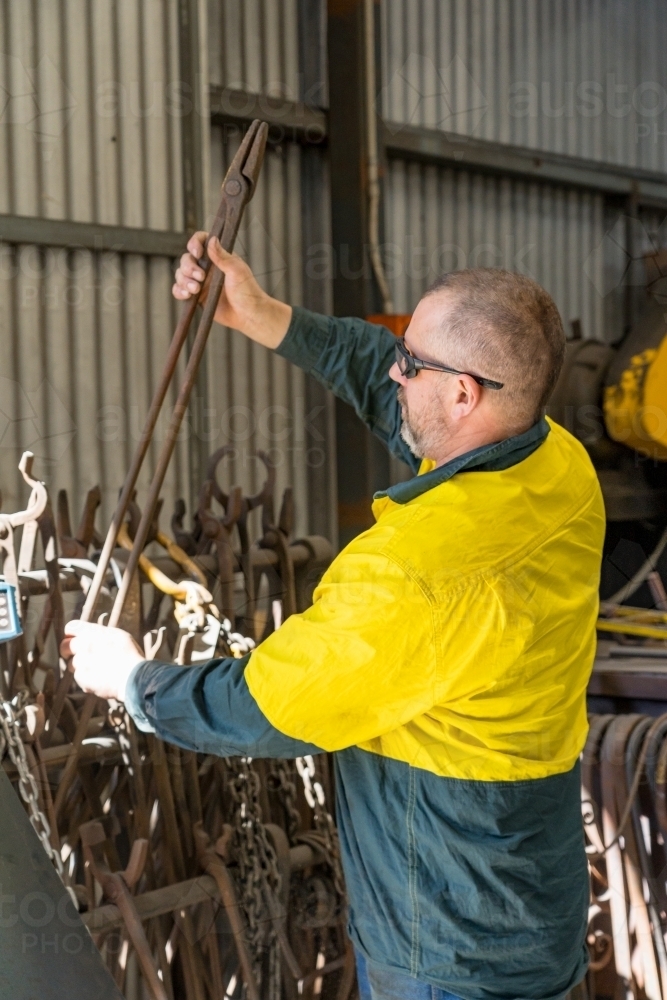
[60,621,145,702]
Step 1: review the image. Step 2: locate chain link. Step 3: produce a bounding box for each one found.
[296,755,346,901]
[0,694,70,889]
[226,756,282,999]
[267,758,301,844]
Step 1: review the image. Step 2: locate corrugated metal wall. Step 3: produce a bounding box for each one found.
[380,0,667,172]
[0,0,335,547]
[0,0,188,532]
[208,0,301,99]
[384,159,607,339]
[0,0,183,226]
[379,0,667,349]
[206,0,336,542]
[0,246,188,526]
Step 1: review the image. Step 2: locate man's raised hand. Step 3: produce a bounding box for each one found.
[172,232,292,349]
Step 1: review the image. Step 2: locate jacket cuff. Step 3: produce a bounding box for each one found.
[124,659,165,733]
[275,306,333,374]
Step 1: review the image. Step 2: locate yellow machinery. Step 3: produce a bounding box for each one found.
[550,252,667,523]
[548,251,667,643]
[604,326,667,463]
[603,266,667,462]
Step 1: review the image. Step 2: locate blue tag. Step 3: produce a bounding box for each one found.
[0,583,22,643]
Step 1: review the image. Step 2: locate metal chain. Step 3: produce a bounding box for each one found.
[226,756,282,1000]
[267,758,301,844]
[0,695,69,887]
[108,701,133,769]
[296,755,346,900]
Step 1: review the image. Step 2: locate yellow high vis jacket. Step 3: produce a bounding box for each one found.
[127,309,606,1000]
[247,414,603,781]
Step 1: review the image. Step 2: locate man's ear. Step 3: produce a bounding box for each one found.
[453,375,481,416]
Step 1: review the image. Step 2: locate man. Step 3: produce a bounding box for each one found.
[63,235,605,1000]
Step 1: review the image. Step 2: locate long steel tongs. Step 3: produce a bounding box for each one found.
[45,120,268,742]
[89,119,268,625]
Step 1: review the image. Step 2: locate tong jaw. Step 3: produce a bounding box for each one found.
[239,119,269,196]
[200,119,269,275]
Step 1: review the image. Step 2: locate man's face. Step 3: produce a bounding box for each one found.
[389,293,459,459]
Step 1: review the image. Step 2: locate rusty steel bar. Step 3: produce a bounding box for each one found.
[195,839,261,1000]
[109,120,267,630]
[77,130,255,626]
[81,875,219,933]
[298,955,347,992]
[149,737,206,1000]
[2,737,121,775]
[53,695,100,816]
[81,823,167,1000]
[79,297,199,625]
[105,874,168,1000]
[45,121,266,756]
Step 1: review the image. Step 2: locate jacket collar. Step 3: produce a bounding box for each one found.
[375,417,551,505]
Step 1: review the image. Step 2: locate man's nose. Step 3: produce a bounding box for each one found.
[389,361,408,385]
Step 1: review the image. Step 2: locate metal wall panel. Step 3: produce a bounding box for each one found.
[0,0,183,227]
[0,244,189,533]
[0,0,335,547]
[208,0,301,99]
[380,0,667,172]
[206,1,335,542]
[384,158,608,341]
[0,0,188,536]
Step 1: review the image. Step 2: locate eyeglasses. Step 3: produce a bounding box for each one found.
[394,338,504,390]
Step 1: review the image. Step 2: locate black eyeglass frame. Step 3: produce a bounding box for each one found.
[394,338,504,390]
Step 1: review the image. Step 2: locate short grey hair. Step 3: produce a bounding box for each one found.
[423,269,566,426]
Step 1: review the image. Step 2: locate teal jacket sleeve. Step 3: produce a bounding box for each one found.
[276,307,420,472]
[124,654,322,758]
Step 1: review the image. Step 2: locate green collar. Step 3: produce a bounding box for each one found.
[375,417,551,505]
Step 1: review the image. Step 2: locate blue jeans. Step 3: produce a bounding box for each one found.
[355,951,463,1000]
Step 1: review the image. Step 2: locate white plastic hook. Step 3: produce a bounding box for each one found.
[0,453,49,603]
[15,452,48,573]
[11,452,48,527]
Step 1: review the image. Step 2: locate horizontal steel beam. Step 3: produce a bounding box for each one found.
[2,737,121,775]
[81,843,326,932]
[3,123,664,264]
[589,664,667,701]
[382,122,667,208]
[82,874,221,933]
[207,91,667,204]
[209,86,327,144]
[0,215,188,256]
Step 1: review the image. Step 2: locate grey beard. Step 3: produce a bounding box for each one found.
[400,418,424,458]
